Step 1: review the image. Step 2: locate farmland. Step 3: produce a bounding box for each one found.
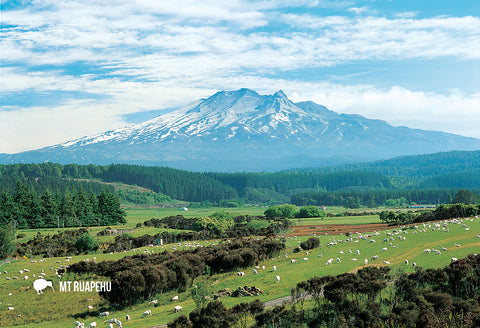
[1,207,479,327]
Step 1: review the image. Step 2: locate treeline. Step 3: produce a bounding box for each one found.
[291,150,480,179]
[0,163,394,203]
[290,188,472,207]
[379,203,480,225]
[0,181,126,229]
[207,171,392,195]
[249,254,480,328]
[68,238,286,307]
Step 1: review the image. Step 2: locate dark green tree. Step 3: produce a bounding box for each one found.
[0,223,15,260]
[75,233,98,253]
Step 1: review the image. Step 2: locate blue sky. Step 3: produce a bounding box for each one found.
[1,0,479,153]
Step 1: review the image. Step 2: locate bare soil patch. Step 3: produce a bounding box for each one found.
[288,223,391,236]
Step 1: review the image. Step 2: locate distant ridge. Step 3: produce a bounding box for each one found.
[1,89,480,172]
[286,150,480,178]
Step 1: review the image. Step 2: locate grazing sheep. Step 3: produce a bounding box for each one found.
[381,247,387,252]
[303,257,309,261]
[383,261,391,265]
[74,321,85,328]
[273,266,276,271]
[98,311,110,318]
[326,259,333,266]
[141,310,152,318]
[172,295,179,301]
[290,259,296,263]
[336,257,341,263]
[8,307,14,310]
[237,272,246,276]
[364,259,368,265]
[149,299,158,305]
[412,262,417,268]
[88,322,97,328]
[253,269,258,275]
[405,260,408,265]
[174,306,183,313]
[451,257,458,262]
[88,305,94,310]
[356,250,360,255]
[275,275,280,282]
[104,318,122,328]
[125,315,130,322]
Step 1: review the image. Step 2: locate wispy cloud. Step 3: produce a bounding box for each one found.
[1,0,479,153]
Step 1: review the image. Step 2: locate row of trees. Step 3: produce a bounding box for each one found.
[291,188,474,207]
[264,204,326,219]
[0,181,126,229]
[380,203,480,225]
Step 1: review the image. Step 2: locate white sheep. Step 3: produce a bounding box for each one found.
[141,310,152,318]
[275,275,280,282]
[98,311,110,318]
[88,322,97,328]
[364,259,368,265]
[172,295,179,301]
[174,306,183,313]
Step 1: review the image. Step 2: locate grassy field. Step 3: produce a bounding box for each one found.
[1,209,476,328]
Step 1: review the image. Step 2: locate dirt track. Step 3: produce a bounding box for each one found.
[288,223,390,236]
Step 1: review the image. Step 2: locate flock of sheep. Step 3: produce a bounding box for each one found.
[1,216,478,327]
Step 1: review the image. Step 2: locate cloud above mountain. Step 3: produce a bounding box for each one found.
[1,1,479,153]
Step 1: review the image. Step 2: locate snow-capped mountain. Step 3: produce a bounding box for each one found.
[2,88,480,171]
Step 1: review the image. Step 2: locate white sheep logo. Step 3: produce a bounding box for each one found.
[33,278,54,294]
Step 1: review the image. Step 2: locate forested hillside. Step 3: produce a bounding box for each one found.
[290,150,480,179]
[1,155,479,208]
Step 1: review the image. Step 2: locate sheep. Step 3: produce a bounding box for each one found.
[326,259,333,266]
[87,305,94,310]
[405,260,408,265]
[290,259,296,263]
[381,247,387,252]
[148,299,158,305]
[98,311,110,318]
[303,257,309,261]
[253,269,258,274]
[174,305,183,313]
[451,257,458,262]
[383,261,391,265]
[8,307,14,310]
[364,259,368,265]
[125,314,131,322]
[104,318,122,328]
[356,250,360,255]
[412,262,417,268]
[371,255,379,260]
[141,310,152,318]
[275,275,280,282]
[88,322,97,328]
[172,295,179,301]
[273,266,276,271]
[336,257,341,263]
[74,321,85,328]
[237,272,246,276]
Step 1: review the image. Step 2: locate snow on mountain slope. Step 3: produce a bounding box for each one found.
[2,88,480,172]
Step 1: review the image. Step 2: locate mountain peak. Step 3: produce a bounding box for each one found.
[2,89,480,172]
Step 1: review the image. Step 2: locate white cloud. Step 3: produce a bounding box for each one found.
[1,1,480,152]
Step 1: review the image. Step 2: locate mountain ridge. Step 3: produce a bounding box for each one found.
[2,88,480,171]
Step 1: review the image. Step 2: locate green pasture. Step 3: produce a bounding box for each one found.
[2,215,479,327]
